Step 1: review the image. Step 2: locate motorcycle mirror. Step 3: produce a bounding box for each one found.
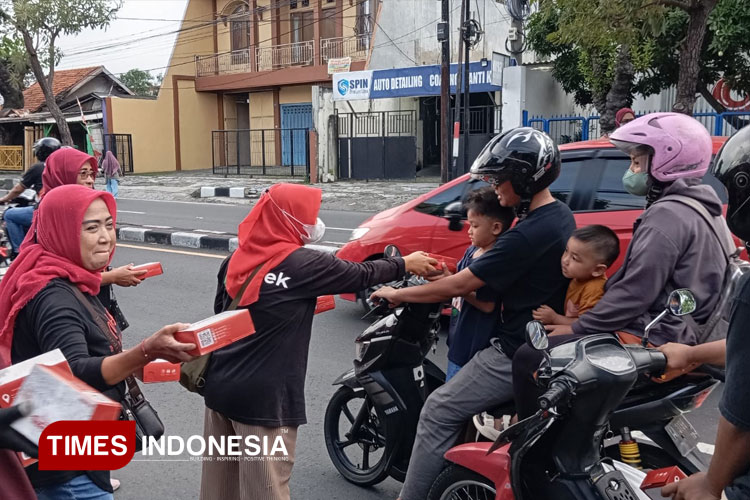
[525,321,550,351]
[443,201,465,232]
[384,244,401,258]
[667,288,696,316]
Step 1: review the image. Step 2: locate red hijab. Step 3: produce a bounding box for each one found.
[0,185,117,366]
[42,147,97,195]
[226,183,322,306]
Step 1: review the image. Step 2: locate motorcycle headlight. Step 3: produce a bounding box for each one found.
[355,340,370,362]
[349,227,371,241]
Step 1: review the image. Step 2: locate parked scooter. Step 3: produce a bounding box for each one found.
[428,288,718,500]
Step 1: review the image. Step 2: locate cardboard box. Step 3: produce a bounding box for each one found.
[0,349,70,409]
[315,295,336,315]
[143,359,181,383]
[640,466,688,499]
[426,253,458,274]
[131,262,163,279]
[10,364,121,446]
[174,309,255,356]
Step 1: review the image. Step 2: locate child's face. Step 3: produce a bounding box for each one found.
[467,209,503,248]
[561,236,608,281]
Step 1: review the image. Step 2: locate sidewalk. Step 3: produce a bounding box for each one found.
[0,170,441,213]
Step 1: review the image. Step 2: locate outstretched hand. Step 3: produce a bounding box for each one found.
[370,286,402,308]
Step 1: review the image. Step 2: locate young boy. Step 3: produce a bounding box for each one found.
[444,187,515,381]
[533,224,620,327]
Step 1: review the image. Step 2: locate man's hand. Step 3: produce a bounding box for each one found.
[402,252,438,277]
[532,305,559,325]
[545,323,573,336]
[0,402,38,457]
[661,471,721,500]
[109,264,147,287]
[370,286,402,308]
[657,343,701,374]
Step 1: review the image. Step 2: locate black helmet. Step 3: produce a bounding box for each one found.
[32,137,61,162]
[470,127,561,200]
[712,126,750,242]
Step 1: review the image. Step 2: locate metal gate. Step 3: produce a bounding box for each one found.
[337,110,417,180]
[102,134,134,174]
[281,104,313,166]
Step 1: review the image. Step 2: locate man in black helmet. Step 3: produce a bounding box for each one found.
[661,126,750,500]
[371,128,576,500]
[0,137,61,257]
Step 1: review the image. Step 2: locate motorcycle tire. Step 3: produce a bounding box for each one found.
[324,386,390,487]
[428,464,496,500]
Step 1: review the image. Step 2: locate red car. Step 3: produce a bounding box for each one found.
[337,138,732,311]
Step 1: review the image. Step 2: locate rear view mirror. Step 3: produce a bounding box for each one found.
[384,245,401,258]
[667,289,696,316]
[525,321,549,351]
[444,201,465,232]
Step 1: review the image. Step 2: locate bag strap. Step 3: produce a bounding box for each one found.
[227,263,264,311]
[655,194,737,259]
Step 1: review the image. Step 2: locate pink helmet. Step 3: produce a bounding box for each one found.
[610,112,712,182]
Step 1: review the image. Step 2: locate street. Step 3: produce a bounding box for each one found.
[109,242,722,500]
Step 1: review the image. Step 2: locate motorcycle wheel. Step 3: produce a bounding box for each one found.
[324,387,390,487]
[428,464,496,500]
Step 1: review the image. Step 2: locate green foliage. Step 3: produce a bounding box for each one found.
[0,35,29,85]
[120,68,157,96]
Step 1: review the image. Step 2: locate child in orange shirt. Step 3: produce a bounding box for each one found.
[533,225,620,326]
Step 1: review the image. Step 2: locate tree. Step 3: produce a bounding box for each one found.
[0,0,121,145]
[119,68,156,97]
[0,35,29,109]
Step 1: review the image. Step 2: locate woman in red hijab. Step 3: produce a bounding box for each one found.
[199,183,437,500]
[0,185,196,499]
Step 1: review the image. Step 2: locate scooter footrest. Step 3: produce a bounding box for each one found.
[593,470,640,500]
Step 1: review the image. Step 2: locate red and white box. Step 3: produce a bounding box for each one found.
[174,309,255,356]
[0,349,71,409]
[10,364,122,446]
[640,466,688,499]
[131,262,163,279]
[315,295,336,315]
[426,253,458,274]
[142,359,181,383]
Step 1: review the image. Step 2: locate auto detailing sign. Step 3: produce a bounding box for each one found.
[333,62,500,101]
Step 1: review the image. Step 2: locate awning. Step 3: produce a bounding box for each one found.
[333,59,503,101]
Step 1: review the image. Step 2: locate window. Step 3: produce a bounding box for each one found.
[549,160,582,206]
[414,182,468,217]
[592,159,647,211]
[321,8,337,40]
[230,4,251,54]
[291,11,314,43]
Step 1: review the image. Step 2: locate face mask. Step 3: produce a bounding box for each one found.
[622,169,649,196]
[267,192,326,244]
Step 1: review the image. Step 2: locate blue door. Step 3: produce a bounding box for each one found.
[281,103,313,166]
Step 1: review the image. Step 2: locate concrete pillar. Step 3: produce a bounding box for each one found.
[312,85,337,182]
[501,65,527,132]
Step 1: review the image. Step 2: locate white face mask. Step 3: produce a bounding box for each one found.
[267,191,326,244]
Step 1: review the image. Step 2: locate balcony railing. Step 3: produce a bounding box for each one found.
[256,40,315,71]
[196,49,252,77]
[321,34,370,63]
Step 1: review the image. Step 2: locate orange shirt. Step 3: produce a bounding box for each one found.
[564,275,607,318]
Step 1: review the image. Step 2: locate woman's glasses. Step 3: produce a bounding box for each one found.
[79,169,95,179]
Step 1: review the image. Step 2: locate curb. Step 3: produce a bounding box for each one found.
[115,224,338,254]
[199,186,251,198]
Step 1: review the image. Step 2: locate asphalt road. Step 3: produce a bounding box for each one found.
[115,198,373,247]
[106,243,724,500]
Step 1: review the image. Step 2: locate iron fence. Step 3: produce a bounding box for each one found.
[102,134,134,174]
[212,128,310,178]
[337,110,416,138]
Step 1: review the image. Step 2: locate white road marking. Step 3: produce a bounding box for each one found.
[326,227,356,231]
[117,243,227,259]
[196,229,227,234]
[118,210,146,214]
[142,224,172,229]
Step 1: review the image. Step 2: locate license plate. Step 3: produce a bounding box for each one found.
[665,415,699,457]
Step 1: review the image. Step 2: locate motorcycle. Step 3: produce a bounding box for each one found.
[0,188,37,276]
[428,288,717,500]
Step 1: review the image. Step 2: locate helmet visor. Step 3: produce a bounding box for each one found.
[610,139,653,157]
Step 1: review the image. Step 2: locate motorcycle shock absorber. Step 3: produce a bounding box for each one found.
[618,427,642,469]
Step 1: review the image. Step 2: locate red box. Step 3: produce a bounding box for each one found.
[142,359,181,383]
[640,466,688,499]
[315,295,336,315]
[11,364,121,445]
[132,262,163,279]
[426,253,458,274]
[0,349,71,409]
[174,309,255,356]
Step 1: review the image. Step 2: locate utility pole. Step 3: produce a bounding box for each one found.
[461,0,471,175]
[438,0,450,184]
[451,0,467,180]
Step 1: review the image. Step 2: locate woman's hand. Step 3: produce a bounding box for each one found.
[143,323,197,363]
[657,343,701,374]
[105,264,147,287]
[661,471,721,500]
[402,251,439,277]
[370,286,402,308]
[426,263,453,281]
[532,305,559,325]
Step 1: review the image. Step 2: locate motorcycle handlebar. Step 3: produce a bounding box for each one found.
[538,379,572,411]
[625,346,667,376]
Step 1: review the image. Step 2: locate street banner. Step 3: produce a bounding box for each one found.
[327,57,352,75]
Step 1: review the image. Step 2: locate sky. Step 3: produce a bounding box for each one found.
[56,0,190,77]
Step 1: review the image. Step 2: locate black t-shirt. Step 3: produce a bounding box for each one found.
[11,279,124,493]
[720,273,750,500]
[469,201,575,357]
[448,246,502,366]
[20,162,44,193]
[204,248,405,427]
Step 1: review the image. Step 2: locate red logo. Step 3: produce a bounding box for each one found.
[38,421,136,470]
[712,79,750,112]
